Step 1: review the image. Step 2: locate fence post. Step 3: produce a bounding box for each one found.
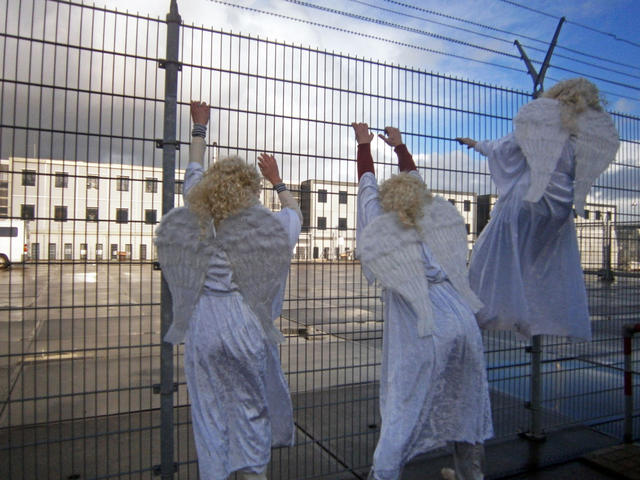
[513,20,566,466]
[158,1,182,478]
[623,323,640,443]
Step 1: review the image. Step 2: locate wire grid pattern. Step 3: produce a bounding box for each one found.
[0,1,638,479]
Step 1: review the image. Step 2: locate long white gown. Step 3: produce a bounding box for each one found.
[469,133,591,340]
[182,161,301,480]
[357,172,493,480]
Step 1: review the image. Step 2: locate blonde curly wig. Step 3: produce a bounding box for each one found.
[379,172,433,229]
[186,156,261,227]
[541,77,604,132]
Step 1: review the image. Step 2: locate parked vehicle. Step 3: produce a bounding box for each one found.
[0,219,29,269]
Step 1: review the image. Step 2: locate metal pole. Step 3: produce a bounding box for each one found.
[528,336,544,438]
[623,324,640,443]
[158,1,181,478]
[513,20,568,462]
[601,219,614,282]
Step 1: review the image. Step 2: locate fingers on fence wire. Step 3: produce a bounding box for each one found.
[352,122,374,144]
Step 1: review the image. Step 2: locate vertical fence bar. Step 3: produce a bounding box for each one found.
[623,323,640,443]
[159,1,181,479]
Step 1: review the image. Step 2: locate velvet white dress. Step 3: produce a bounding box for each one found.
[469,133,591,340]
[358,172,493,480]
[182,162,301,479]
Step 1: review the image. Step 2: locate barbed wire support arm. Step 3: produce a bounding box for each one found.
[514,16,565,98]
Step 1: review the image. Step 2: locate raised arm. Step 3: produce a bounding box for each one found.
[184,101,211,197]
[351,122,375,179]
[455,137,478,150]
[379,126,417,172]
[258,153,302,223]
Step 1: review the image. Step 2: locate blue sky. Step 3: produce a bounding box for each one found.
[101,0,640,116]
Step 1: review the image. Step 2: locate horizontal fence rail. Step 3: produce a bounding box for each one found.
[0,0,638,479]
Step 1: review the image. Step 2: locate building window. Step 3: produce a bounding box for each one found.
[448,198,456,205]
[54,206,68,222]
[86,207,98,222]
[145,177,158,193]
[116,176,129,192]
[595,210,601,220]
[140,244,147,260]
[145,209,157,224]
[96,243,104,260]
[606,212,612,221]
[87,175,99,190]
[338,217,347,230]
[55,172,69,188]
[110,244,118,260]
[21,204,35,220]
[22,169,36,186]
[175,181,183,194]
[80,243,88,260]
[48,243,57,260]
[318,189,327,203]
[465,223,471,234]
[317,216,327,230]
[464,200,471,212]
[116,208,129,224]
[64,243,73,260]
[339,191,348,204]
[31,243,40,260]
[584,209,590,219]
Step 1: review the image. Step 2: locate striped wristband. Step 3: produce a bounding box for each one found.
[273,182,287,193]
[192,123,207,138]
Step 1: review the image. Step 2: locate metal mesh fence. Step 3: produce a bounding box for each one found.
[0,0,638,479]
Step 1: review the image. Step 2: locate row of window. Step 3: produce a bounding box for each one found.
[31,242,150,260]
[20,170,179,193]
[317,189,349,204]
[20,204,158,224]
[317,217,348,230]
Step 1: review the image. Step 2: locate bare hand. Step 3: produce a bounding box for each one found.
[351,122,374,144]
[456,137,477,149]
[190,101,210,125]
[378,126,403,147]
[258,153,282,185]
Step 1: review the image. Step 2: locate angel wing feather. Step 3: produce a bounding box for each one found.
[514,98,569,203]
[420,196,483,313]
[154,207,216,344]
[573,109,620,216]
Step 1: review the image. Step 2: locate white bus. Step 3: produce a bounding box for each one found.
[0,219,29,269]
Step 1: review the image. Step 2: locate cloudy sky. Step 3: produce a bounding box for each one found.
[3,0,638,216]
[98,0,640,115]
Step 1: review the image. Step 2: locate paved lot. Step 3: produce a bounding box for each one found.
[0,261,639,478]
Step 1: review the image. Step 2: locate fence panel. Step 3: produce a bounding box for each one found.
[0,1,638,479]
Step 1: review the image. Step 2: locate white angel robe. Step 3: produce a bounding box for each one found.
[469,133,589,339]
[357,172,493,480]
[178,161,300,480]
[468,98,619,341]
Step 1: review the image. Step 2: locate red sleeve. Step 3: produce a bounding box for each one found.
[357,143,375,179]
[395,144,417,172]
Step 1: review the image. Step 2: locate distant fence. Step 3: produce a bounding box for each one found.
[0,0,638,479]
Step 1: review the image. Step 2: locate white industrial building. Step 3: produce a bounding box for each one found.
[0,156,621,270]
[3,157,177,261]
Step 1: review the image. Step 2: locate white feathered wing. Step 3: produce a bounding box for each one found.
[573,109,620,216]
[514,98,568,204]
[155,207,216,344]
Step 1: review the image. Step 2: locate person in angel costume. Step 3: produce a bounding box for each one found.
[353,123,493,480]
[457,78,620,341]
[155,101,302,480]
